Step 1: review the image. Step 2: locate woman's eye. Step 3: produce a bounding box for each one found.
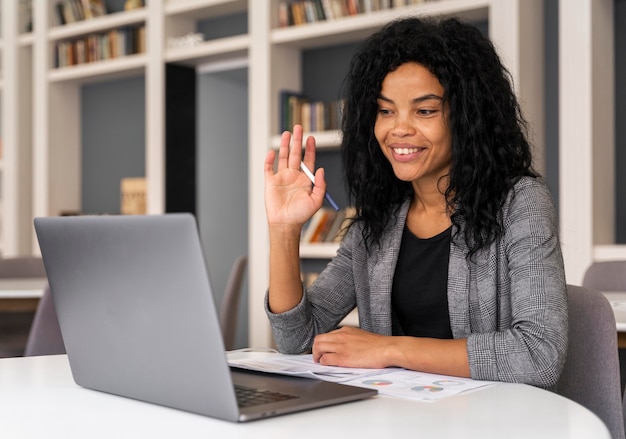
[378,108,392,116]
[418,109,436,116]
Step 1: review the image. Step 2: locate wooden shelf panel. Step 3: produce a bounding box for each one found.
[270,130,342,150]
[48,53,147,84]
[18,33,34,47]
[300,242,340,259]
[271,0,489,49]
[165,34,249,65]
[594,245,626,261]
[48,9,148,41]
[165,0,247,19]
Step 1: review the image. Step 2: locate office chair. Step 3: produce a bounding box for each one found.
[582,260,626,433]
[22,256,248,355]
[23,284,66,357]
[582,260,626,292]
[219,256,247,351]
[556,284,626,439]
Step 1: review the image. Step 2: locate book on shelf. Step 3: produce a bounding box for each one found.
[54,25,145,68]
[279,90,342,134]
[120,177,146,215]
[57,0,106,25]
[277,0,436,27]
[301,206,356,243]
[311,209,338,243]
[124,0,144,10]
[301,208,330,243]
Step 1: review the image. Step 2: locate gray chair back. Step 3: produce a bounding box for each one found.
[23,285,65,357]
[219,256,247,351]
[556,284,625,439]
[582,261,626,292]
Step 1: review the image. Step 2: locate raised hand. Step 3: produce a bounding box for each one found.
[264,124,327,228]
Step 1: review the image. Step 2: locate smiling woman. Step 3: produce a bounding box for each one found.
[375,63,452,207]
[263,16,567,390]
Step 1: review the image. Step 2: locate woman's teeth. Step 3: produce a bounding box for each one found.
[395,147,420,155]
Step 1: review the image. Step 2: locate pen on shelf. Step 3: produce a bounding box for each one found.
[300,161,340,211]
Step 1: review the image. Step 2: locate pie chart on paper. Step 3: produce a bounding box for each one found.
[362,379,393,386]
[411,385,444,392]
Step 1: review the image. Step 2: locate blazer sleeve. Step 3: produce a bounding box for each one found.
[465,178,568,388]
[265,225,360,354]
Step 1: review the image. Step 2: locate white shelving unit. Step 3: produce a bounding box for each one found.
[1,0,34,257]
[558,0,617,284]
[248,0,545,347]
[0,0,552,349]
[28,0,250,257]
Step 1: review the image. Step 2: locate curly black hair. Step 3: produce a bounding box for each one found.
[340,16,537,257]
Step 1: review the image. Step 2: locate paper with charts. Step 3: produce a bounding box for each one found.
[227,351,495,402]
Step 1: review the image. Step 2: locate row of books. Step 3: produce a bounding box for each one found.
[54,26,146,68]
[56,0,107,24]
[301,206,356,244]
[279,90,342,133]
[278,0,439,27]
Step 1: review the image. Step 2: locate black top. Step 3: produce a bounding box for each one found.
[391,225,453,339]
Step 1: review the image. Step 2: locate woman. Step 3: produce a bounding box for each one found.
[263,16,567,389]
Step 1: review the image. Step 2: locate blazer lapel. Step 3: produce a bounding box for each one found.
[447,225,471,338]
[367,201,410,335]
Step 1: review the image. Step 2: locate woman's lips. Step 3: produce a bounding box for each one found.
[391,146,425,161]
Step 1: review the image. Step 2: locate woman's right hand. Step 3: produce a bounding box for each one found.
[264,124,326,228]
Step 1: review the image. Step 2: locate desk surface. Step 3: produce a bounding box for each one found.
[0,354,609,439]
[603,292,626,331]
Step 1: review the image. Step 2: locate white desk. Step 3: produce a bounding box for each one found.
[0,354,609,439]
[0,278,47,312]
[602,292,626,348]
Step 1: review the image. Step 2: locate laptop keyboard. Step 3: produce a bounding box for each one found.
[234,384,299,408]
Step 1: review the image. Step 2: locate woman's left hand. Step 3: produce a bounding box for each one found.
[312,326,393,369]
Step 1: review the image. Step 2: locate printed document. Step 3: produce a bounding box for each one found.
[227,350,495,402]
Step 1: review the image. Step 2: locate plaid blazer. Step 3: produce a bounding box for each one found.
[266,177,568,389]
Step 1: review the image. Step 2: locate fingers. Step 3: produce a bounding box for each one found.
[277,124,317,173]
[302,133,316,173]
[288,124,304,170]
[264,149,277,183]
[310,168,327,205]
[312,327,343,363]
[276,130,292,171]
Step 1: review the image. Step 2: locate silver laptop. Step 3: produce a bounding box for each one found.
[34,214,376,422]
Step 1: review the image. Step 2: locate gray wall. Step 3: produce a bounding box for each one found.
[196,68,249,350]
[81,76,145,215]
[80,70,249,349]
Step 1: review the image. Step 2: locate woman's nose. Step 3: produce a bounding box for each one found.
[391,114,415,136]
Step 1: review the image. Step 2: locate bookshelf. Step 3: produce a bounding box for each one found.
[248,0,545,347]
[0,0,550,349]
[557,0,616,284]
[26,0,250,256]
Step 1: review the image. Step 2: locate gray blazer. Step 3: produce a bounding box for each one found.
[266,177,568,389]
